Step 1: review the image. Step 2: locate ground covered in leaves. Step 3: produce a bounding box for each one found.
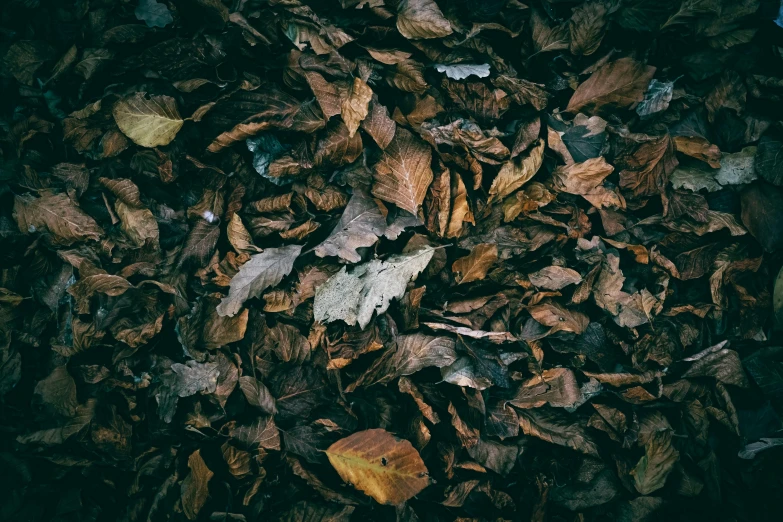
[3,0,783,521]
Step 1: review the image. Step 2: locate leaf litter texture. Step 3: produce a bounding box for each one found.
[1,0,783,521]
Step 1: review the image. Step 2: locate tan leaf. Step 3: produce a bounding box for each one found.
[227,214,262,254]
[181,449,214,520]
[14,192,103,245]
[396,0,453,40]
[217,244,303,317]
[488,140,545,203]
[566,57,656,116]
[673,136,721,168]
[115,200,159,247]
[325,428,430,505]
[341,77,373,138]
[372,128,433,214]
[112,93,183,148]
[551,156,614,195]
[365,46,413,64]
[452,244,498,284]
[249,193,293,213]
[528,301,589,334]
[279,219,320,241]
[447,169,474,238]
[528,266,583,290]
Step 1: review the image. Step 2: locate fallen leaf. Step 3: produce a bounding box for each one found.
[452,244,498,284]
[566,57,656,116]
[372,128,433,214]
[325,428,430,504]
[217,245,303,317]
[314,247,434,329]
[112,93,183,148]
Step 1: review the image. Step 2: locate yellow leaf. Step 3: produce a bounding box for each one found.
[326,428,430,505]
[113,92,183,148]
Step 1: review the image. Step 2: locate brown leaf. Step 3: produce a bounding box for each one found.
[452,244,498,284]
[528,266,583,290]
[14,192,103,245]
[531,9,569,54]
[566,57,656,116]
[673,136,721,168]
[372,128,434,214]
[3,41,55,86]
[632,430,679,495]
[569,1,609,56]
[341,77,373,138]
[396,0,453,40]
[618,134,679,197]
[315,121,363,167]
[518,409,600,456]
[361,95,396,149]
[304,70,342,119]
[528,301,589,334]
[227,214,262,254]
[491,75,549,111]
[181,449,214,520]
[551,156,614,195]
[239,376,277,415]
[326,428,430,505]
[488,140,545,203]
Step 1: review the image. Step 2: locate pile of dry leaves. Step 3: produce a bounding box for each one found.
[3,0,783,520]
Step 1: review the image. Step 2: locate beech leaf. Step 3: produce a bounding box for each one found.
[217,245,303,317]
[112,93,183,148]
[314,247,434,329]
[326,428,430,505]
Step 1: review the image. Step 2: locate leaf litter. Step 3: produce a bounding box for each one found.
[2,1,783,521]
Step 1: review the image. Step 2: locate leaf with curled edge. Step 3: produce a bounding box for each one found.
[314,247,434,329]
[528,301,589,335]
[551,156,614,195]
[372,128,433,214]
[566,57,655,116]
[181,449,213,520]
[315,190,387,263]
[488,140,545,203]
[518,408,600,456]
[341,77,373,138]
[452,244,497,284]
[347,333,457,390]
[396,0,453,40]
[217,244,302,317]
[326,428,430,505]
[632,430,679,495]
[112,93,183,148]
[14,192,103,245]
[618,134,678,197]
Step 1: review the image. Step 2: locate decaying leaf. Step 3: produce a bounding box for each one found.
[326,428,430,504]
[314,247,434,329]
[217,245,303,317]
